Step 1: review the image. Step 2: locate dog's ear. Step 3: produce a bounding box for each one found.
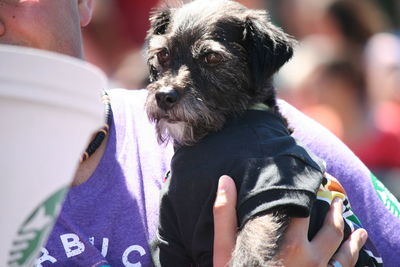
[148,9,173,36]
[243,10,296,89]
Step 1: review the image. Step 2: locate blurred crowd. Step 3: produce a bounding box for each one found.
[82,0,400,199]
[273,0,400,198]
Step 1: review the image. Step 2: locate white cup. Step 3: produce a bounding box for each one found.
[0,45,106,266]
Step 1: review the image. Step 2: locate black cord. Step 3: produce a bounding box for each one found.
[80,91,111,162]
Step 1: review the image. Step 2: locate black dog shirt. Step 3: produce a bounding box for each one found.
[151,109,381,267]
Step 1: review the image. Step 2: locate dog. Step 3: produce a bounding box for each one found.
[145,1,381,266]
[145,0,293,146]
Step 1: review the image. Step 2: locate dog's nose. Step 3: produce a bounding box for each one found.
[155,89,180,110]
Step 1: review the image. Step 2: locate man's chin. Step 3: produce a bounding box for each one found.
[0,37,33,47]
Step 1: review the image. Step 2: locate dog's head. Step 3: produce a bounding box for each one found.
[145,0,295,146]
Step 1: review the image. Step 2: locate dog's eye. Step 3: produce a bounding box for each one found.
[157,49,170,65]
[149,65,158,82]
[204,52,222,65]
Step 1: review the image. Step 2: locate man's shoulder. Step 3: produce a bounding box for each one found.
[107,88,149,117]
[107,88,148,105]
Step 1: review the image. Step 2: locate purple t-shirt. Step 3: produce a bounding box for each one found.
[37,89,173,266]
[37,90,399,266]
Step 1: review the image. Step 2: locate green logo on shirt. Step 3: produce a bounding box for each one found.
[371,173,400,218]
[8,187,68,266]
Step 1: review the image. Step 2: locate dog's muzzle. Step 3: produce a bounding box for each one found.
[155,86,180,110]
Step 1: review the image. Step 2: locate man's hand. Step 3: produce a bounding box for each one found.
[212,175,368,267]
[278,197,368,267]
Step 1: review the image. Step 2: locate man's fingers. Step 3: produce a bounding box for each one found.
[213,175,238,267]
[284,216,311,240]
[312,197,345,261]
[331,228,368,267]
[278,217,311,265]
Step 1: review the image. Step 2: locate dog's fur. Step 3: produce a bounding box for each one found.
[145,0,295,265]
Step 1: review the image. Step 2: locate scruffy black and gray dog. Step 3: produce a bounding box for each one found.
[145,1,381,266]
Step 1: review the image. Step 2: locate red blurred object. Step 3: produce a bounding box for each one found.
[375,101,400,137]
[350,128,400,168]
[116,0,159,47]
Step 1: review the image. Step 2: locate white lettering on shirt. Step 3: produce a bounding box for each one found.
[38,235,146,265]
[122,245,146,267]
[88,236,109,257]
[35,248,57,266]
[60,233,85,258]
[101,237,109,257]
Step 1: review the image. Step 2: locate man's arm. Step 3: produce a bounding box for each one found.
[213,175,368,267]
[279,99,400,266]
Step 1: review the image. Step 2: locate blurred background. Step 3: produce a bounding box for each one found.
[82,0,400,199]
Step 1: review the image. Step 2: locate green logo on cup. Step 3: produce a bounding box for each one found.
[8,187,68,266]
[371,173,400,218]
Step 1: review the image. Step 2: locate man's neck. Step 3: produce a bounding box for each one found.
[71,134,108,186]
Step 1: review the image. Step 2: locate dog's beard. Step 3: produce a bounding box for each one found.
[146,92,225,146]
[156,120,192,145]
